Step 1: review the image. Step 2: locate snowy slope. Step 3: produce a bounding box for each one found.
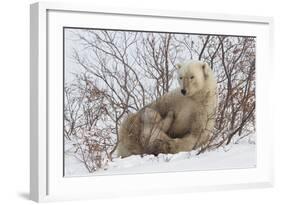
[64,140,256,177]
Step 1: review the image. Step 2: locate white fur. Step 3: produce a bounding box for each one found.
[117,60,217,157]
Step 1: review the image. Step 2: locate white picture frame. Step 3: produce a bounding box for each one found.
[30,2,274,202]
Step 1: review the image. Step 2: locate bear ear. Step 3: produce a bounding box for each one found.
[202,62,209,78]
[176,63,182,69]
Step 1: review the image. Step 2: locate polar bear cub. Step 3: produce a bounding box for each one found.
[141,108,174,155]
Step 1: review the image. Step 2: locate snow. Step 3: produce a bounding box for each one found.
[64,140,256,177]
[63,29,257,178]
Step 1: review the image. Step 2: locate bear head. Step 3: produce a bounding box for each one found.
[141,108,162,124]
[176,60,212,96]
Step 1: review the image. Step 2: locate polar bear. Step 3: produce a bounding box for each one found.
[116,108,174,157]
[141,108,174,155]
[117,60,217,157]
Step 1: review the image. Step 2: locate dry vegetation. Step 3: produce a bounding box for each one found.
[64,29,255,172]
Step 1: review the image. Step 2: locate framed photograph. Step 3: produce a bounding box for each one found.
[30,2,274,202]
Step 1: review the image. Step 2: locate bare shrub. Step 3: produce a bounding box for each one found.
[64,29,256,172]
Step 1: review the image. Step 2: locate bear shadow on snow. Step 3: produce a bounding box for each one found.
[117,60,217,158]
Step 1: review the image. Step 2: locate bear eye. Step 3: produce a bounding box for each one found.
[190,76,194,79]
[179,77,183,80]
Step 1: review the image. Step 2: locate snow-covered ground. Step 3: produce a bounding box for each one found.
[64,139,256,177]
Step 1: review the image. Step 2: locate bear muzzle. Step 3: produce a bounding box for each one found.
[181,89,187,95]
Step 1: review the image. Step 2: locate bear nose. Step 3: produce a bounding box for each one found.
[181,89,186,95]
